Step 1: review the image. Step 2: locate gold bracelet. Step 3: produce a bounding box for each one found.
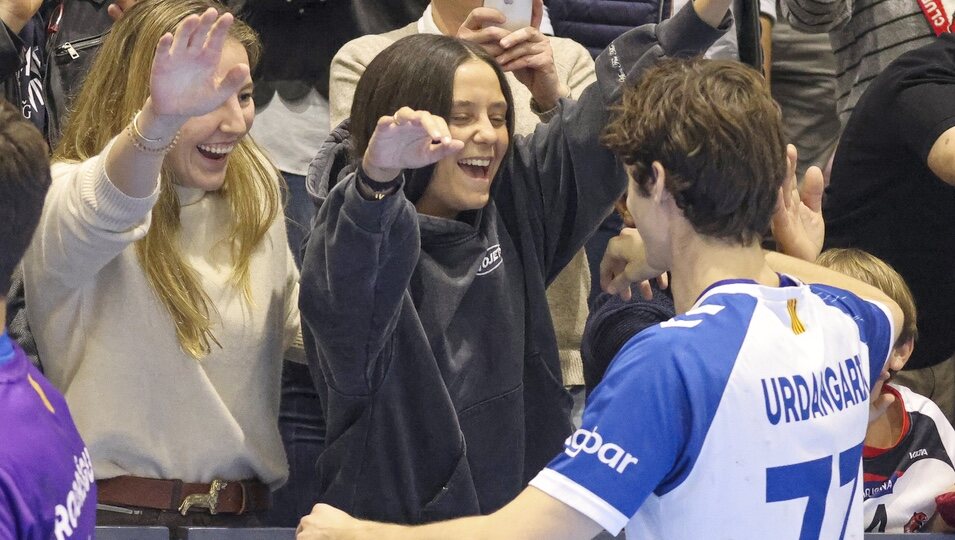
[127,110,180,154]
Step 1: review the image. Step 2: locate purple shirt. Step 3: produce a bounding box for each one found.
[0,332,96,540]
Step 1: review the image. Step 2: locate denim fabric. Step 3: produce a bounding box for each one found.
[282,172,314,268]
[264,360,324,527]
[265,171,324,527]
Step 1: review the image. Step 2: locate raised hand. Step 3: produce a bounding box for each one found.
[457,0,568,110]
[149,9,250,121]
[600,228,668,301]
[296,504,362,540]
[498,24,568,110]
[361,107,465,183]
[456,8,512,58]
[771,144,826,262]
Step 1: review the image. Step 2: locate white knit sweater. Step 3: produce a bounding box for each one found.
[23,144,300,488]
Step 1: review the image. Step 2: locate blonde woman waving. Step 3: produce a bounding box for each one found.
[22,0,299,528]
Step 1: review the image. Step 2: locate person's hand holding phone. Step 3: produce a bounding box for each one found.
[457,0,569,110]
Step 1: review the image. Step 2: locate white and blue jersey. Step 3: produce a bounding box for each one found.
[530,277,895,540]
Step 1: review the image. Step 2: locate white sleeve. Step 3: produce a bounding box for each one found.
[28,138,159,289]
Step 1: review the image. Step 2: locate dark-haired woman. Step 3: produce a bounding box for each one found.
[300,1,731,524]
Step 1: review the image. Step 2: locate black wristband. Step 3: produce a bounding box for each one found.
[357,165,402,200]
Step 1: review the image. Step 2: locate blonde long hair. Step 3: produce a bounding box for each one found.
[54,0,281,358]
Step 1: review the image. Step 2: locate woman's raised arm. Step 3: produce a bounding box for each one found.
[105,8,249,198]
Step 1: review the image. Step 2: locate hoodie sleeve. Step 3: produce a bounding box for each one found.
[497,4,730,284]
[298,172,420,396]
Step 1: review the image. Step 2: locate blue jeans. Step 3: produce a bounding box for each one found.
[265,172,325,527]
[265,360,325,527]
[283,172,314,269]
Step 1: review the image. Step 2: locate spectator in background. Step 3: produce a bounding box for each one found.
[816,248,955,534]
[2,0,48,370]
[545,0,775,312]
[769,4,840,176]
[328,0,597,427]
[546,0,774,78]
[0,98,96,540]
[22,0,300,528]
[0,0,45,131]
[0,0,39,88]
[781,0,935,128]
[823,35,955,427]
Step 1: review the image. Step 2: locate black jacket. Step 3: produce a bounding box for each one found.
[581,288,675,393]
[299,6,727,524]
[547,0,669,58]
[238,0,428,105]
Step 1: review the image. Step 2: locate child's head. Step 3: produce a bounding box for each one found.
[0,99,51,298]
[816,248,917,366]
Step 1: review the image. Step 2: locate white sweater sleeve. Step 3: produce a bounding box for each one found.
[32,140,160,289]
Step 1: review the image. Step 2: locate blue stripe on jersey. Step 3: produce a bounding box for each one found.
[808,284,894,391]
[541,292,758,520]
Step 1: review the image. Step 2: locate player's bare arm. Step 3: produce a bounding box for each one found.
[296,488,602,540]
[926,126,955,186]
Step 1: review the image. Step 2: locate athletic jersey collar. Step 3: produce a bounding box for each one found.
[694,273,802,305]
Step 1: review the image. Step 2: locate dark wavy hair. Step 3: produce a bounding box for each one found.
[350,33,515,202]
[602,58,786,245]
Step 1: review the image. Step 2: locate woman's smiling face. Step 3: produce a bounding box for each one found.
[415,59,510,219]
[164,39,255,192]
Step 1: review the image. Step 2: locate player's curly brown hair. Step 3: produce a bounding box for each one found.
[602,58,786,245]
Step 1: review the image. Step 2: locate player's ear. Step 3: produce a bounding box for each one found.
[891,337,914,370]
[650,161,668,202]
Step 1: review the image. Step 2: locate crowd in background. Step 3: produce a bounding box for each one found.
[0,0,952,538]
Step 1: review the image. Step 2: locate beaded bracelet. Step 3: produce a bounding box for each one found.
[126,110,181,154]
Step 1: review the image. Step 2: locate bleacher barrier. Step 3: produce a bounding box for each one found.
[94,526,169,539]
[865,536,952,539]
[93,527,297,539]
[88,528,952,539]
[177,527,296,539]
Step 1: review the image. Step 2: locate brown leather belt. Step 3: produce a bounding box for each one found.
[97,475,270,515]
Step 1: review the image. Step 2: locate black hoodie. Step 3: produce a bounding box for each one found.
[299,5,728,524]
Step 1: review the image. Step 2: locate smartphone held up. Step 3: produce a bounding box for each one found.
[482,0,533,31]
